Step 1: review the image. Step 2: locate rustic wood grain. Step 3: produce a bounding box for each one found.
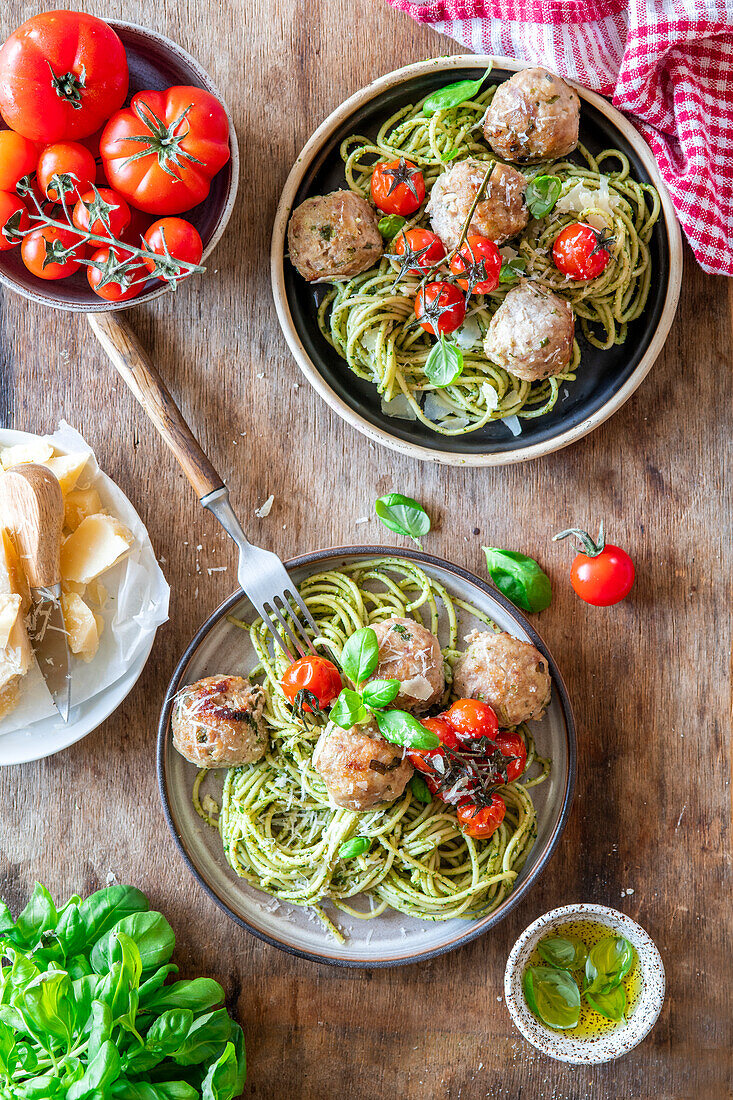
[1,1,731,1097]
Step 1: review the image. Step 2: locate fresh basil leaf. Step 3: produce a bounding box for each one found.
[15,883,57,945]
[202,1040,239,1100]
[53,903,86,958]
[585,982,627,1022]
[424,336,464,388]
[340,626,380,684]
[19,967,73,1042]
[86,999,112,1064]
[154,1085,200,1100]
[67,1038,121,1099]
[79,885,150,944]
[15,1075,63,1098]
[137,963,180,1003]
[112,1083,197,1100]
[145,1008,195,1055]
[537,934,587,971]
[499,256,526,283]
[585,936,635,994]
[423,65,493,116]
[373,709,439,749]
[91,912,175,975]
[330,689,368,730]
[523,966,581,1030]
[142,977,224,1014]
[378,214,406,241]
[0,1019,17,1076]
[483,547,552,613]
[171,1007,234,1066]
[410,774,433,803]
[375,493,431,546]
[362,679,400,708]
[338,837,372,860]
[441,149,462,163]
[229,1022,247,1092]
[0,901,15,935]
[525,174,562,218]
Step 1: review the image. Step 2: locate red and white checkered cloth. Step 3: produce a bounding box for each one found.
[384,0,733,275]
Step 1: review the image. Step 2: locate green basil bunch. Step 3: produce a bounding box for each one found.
[0,882,246,1099]
[524,932,636,1029]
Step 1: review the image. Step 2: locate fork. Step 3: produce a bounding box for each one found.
[88,313,320,661]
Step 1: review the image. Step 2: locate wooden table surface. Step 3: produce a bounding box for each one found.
[1,2,731,1097]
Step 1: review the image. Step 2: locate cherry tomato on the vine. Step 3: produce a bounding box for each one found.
[449,234,502,294]
[421,715,460,751]
[21,225,83,279]
[143,217,203,277]
[0,131,38,193]
[554,524,635,606]
[552,222,613,281]
[73,187,131,238]
[87,245,148,302]
[493,730,527,783]
[281,656,342,712]
[392,227,445,274]
[415,281,466,336]
[38,142,96,203]
[371,158,425,216]
[457,794,506,839]
[0,192,29,252]
[444,698,499,742]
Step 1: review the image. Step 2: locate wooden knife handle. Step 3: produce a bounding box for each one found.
[0,464,64,589]
[87,312,225,501]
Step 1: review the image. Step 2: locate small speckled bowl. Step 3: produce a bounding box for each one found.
[504,904,665,1064]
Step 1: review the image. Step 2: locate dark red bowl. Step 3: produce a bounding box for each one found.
[0,19,239,312]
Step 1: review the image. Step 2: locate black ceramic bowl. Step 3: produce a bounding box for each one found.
[0,19,239,312]
[271,56,682,465]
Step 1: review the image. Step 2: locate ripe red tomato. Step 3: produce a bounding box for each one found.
[371,158,425,216]
[38,143,96,203]
[493,730,527,783]
[87,245,148,301]
[555,525,635,606]
[421,715,460,751]
[142,217,203,277]
[393,227,445,274]
[406,744,448,798]
[0,131,38,193]
[0,191,29,251]
[415,282,466,336]
[100,87,230,215]
[21,225,83,279]
[553,222,613,280]
[281,656,342,712]
[450,234,502,294]
[0,11,128,143]
[73,187,131,238]
[444,699,499,742]
[457,795,506,839]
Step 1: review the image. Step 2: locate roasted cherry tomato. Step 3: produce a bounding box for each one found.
[0,11,128,143]
[450,234,502,294]
[87,245,148,301]
[38,143,96,203]
[457,794,506,839]
[554,524,635,606]
[281,656,342,712]
[0,131,38,193]
[444,699,499,742]
[415,281,466,336]
[406,745,447,798]
[392,227,445,274]
[552,222,613,280]
[421,715,460,751]
[100,87,230,215]
[0,192,29,252]
[371,157,425,216]
[142,217,203,277]
[21,225,83,279]
[73,187,131,238]
[493,730,527,783]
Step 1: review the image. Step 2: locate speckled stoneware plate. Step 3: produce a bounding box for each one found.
[0,20,239,313]
[271,55,682,466]
[158,547,576,967]
[504,903,666,1064]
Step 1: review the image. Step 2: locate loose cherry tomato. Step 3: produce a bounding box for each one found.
[415,281,466,336]
[457,794,506,839]
[554,524,635,606]
[281,656,342,712]
[493,730,527,783]
[73,187,131,238]
[371,158,425,216]
[552,222,613,280]
[444,699,499,742]
[450,234,502,294]
[0,132,38,193]
[38,143,96,203]
[21,225,83,279]
[87,245,148,301]
[392,227,445,274]
[0,192,29,252]
[142,217,203,278]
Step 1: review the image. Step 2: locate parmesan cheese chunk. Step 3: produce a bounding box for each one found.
[0,537,33,714]
[397,675,434,701]
[42,453,90,496]
[0,594,22,650]
[60,592,102,662]
[0,440,54,469]
[64,487,103,532]
[60,514,134,584]
[1,531,30,614]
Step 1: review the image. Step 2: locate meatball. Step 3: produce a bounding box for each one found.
[453,630,551,727]
[482,68,580,164]
[427,159,528,249]
[368,616,444,713]
[483,282,574,381]
[172,675,268,767]
[287,190,383,282]
[312,718,413,811]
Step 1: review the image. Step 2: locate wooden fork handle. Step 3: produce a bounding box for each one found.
[87,312,224,501]
[0,464,64,589]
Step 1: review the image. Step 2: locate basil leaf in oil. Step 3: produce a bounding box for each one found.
[585,982,627,1022]
[585,936,635,994]
[523,966,581,1030]
[537,934,587,971]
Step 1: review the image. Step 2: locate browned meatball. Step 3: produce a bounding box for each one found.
[172,675,268,767]
[482,68,580,164]
[368,616,444,713]
[312,718,413,811]
[483,282,574,381]
[287,190,383,282]
[452,630,551,727]
[427,160,528,249]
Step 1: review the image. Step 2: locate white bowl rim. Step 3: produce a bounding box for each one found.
[504,902,666,1064]
[270,53,683,467]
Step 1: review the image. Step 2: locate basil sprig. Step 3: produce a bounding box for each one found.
[338,837,372,860]
[330,688,368,729]
[423,65,493,117]
[340,627,379,684]
[483,547,552,613]
[424,335,464,387]
[525,174,562,219]
[499,256,526,283]
[524,932,637,1029]
[375,493,431,548]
